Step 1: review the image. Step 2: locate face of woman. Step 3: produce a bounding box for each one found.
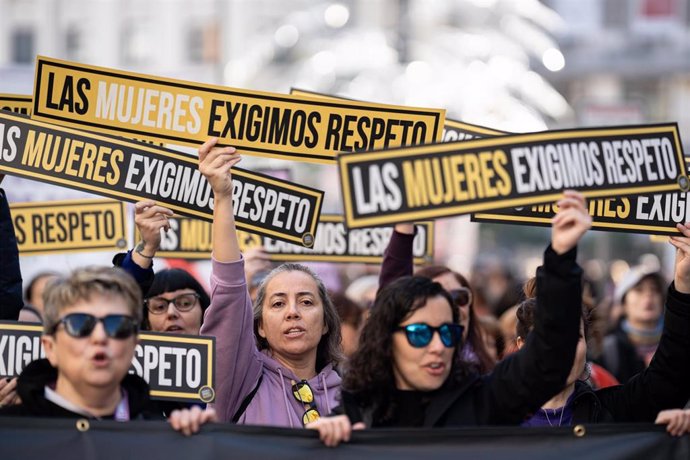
[432,272,470,339]
[146,288,203,335]
[624,277,664,328]
[391,295,455,392]
[258,271,328,365]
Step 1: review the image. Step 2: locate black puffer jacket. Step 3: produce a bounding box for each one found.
[0,359,160,420]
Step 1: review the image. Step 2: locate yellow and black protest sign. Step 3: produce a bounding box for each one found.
[0,111,323,247]
[338,124,689,228]
[290,87,507,144]
[147,214,434,264]
[32,56,445,164]
[13,199,127,255]
[0,322,215,403]
[472,159,690,235]
[0,94,32,116]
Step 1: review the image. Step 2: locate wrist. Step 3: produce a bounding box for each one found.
[135,241,155,259]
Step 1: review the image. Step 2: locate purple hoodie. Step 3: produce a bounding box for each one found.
[200,257,341,427]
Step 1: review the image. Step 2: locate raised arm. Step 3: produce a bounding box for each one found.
[197,139,262,422]
[113,200,173,296]
[0,176,23,321]
[597,222,690,421]
[486,190,590,424]
[378,223,416,291]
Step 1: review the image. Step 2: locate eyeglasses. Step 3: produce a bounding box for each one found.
[395,323,464,348]
[292,380,320,426]
[51,313,139,339]
[449,287,472,308]
[145,293,200,315]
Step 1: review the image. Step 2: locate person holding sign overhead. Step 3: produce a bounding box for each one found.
[306,191,589,445]
[197,138,342,427]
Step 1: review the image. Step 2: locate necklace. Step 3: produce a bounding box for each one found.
[543,406,565,427]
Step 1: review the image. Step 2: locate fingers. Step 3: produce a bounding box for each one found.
[656,409,690,436]
[169,406,210,436]
[306,416,353,447]
[0,378,18,406]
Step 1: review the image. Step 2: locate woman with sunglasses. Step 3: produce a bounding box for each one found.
[307,191,589,445]
[0,266,217,433]
[514,220,690,428]
[197,139,342,427]
[377,224,494,373]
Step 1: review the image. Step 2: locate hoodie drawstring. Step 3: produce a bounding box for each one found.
[321,373,331,415]
[277,368,295,429]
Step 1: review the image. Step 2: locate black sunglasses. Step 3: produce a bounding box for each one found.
[51,313,139,339]
[145,293,200,315]
[395,323,464,348]
[449,287,472,308]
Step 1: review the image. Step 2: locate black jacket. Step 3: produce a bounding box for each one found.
[0,359,160,420]
[595,324,647,384]
[0,188,23,320]
[343,245,582,427]
[572,283,690,424]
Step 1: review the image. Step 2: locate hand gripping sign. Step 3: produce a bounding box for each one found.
[0,110,323,247]
[144,214,434,265]
[0,94,32,117]
[31,56,445,164]
[338,124,690,228]
[0,322,216,403]
[12,199,128,255]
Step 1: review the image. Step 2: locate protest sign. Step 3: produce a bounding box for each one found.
[0,110,323,247]
[32,56,445,164]
[338,124,689,228]
[0,322,215,403]
[0,94,32,116]
[148,214,434,264]
[12,199,128,255]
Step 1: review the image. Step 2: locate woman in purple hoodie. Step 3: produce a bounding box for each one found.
[197,139,343,428]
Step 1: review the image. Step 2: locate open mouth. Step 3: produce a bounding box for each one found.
[284,327,306,338]
[425,362,446,376]
[92,351,109,366]
[165,325,184,333]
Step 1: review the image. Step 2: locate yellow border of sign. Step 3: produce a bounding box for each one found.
[0,94,32,110]
[153,214,434,265]
[472,156,690,234]
[0,323,214,401]
[339,125,687,228]
[13,199,128,255]
[443,118,509,136]
[33,57,445,164]
[138,332,214,400]
[0,111,322,246]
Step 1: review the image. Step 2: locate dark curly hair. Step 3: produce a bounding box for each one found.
[415,265,495,373]
[342,276,460,424]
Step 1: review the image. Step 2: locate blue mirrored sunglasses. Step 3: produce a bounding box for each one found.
[395,323,464,348]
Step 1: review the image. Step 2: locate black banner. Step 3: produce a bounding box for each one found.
[0,322,215,403]
[0,419,687,460]
[0,110,323,247]
[151,215,434,264]
[338,124,689,228]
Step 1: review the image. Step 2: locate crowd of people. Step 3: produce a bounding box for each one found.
[1,136,690,445]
